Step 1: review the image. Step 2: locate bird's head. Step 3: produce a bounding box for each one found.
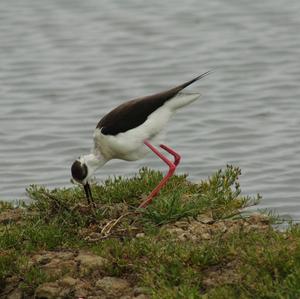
[71,157,93,204]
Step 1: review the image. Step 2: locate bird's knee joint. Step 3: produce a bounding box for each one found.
[169,164,176,172]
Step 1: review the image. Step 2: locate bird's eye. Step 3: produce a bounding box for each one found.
[71,160,88,182]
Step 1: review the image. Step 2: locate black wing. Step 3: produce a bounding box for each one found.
[97,72,209,136]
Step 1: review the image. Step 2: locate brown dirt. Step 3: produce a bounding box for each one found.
[1,212,270,299]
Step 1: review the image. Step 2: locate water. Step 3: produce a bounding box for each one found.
[1,0,300,220]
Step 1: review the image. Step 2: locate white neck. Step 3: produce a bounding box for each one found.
[80,152,107,182]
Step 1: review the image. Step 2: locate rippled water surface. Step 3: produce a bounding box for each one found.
[1,0,300,219]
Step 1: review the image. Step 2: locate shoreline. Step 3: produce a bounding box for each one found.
[1,166,299,298]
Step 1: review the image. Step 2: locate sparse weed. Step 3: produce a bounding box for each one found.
[0,166,299,298]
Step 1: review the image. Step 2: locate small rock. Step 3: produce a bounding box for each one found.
[41,259,77,276]
[136,233,145,238]
[96,276,130,298]
[60,276,77,287]
[33,251,75,266]
[7,289,22,299]
[197,215,214,224]
[135,295,149,299]
[217,222,228,233]
[76,252,108,275]
[133,287,150,296]
[58,287,72,298]
[174,221,189,229]
[74,285,89,298]
[35,254,51,265]
[178,232,190,241]
[34,282,61,299]
[72,279,91,298]
[201,232,211,240]
[165,227,184,236]
[56,251,76,260]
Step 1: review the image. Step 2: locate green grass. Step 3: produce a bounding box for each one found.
[0,166,299,298]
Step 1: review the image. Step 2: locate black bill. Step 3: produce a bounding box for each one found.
[84,182,93,205]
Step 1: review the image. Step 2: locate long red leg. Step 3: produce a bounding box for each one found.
[139,140,181,208]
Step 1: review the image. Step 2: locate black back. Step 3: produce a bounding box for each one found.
[97,72,209,136]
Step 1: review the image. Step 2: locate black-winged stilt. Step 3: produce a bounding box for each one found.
[71,72,209,208]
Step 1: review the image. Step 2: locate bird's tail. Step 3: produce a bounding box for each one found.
[164,70,210,111]
[165,92,201,111]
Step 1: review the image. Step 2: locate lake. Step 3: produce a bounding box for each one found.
[1,0,300,220]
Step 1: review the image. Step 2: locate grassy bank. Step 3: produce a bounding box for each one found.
[0,166,299,298]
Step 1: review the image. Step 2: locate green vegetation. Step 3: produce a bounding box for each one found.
[0,166,299,298]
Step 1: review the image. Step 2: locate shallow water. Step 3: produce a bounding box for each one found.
[1,0,300,220]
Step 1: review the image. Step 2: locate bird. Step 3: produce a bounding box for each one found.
[71,71,209,208]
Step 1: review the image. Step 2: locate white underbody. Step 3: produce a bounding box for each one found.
[93,92,201,162]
